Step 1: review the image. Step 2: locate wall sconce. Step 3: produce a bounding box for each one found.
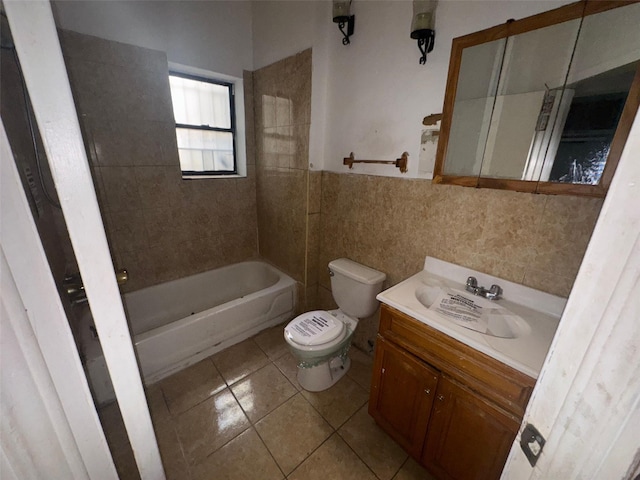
[333,0,355,45]
[410,0,437,64]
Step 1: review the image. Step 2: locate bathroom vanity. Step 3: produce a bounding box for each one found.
[369,257,565,479]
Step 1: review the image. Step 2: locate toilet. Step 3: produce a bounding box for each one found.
[284,258,386,392]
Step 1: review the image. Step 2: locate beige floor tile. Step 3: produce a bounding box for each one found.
[175,388,250,464]
[255,394,333,475]
[212,339,270,385]
[301,375,369,429]
[146,385,172,427]
[254,322,290,360]
[154,422,191,480]
[392,457,437,480]
[191,428,283,480]
[338,403,408,480]
[273,351,302,390]
[347,347,375,392]
[288,433,377,480]
[98,403,141,480]
[159,359,226,415]
[231,363,297,422]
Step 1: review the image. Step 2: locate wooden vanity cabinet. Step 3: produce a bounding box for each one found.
[368,337,439,458]
[422,376,520,480]
[369,304,535,480]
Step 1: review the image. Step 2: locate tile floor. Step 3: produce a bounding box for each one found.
[100,322,435,480]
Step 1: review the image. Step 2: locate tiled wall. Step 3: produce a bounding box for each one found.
[317,172,603,352]
[60,31,258,292]
[253,49,320,311]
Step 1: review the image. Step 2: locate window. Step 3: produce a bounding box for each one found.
[169,72,237,175]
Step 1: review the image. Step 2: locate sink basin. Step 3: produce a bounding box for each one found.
[376,256,566,377]
[415,285,531,339]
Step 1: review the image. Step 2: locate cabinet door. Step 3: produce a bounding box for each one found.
[369,337,439,459]
[422,376,520,480]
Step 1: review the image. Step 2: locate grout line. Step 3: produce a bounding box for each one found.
[252,420,288,479]
[145,325,382,479]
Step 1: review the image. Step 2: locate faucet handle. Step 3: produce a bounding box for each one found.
[488,284,502,300]
[466,276,478,294]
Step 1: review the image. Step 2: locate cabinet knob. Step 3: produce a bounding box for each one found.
[437,394,445,401]
[424,389,431,395]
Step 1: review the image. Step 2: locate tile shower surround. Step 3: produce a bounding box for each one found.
[253,49,319,312]
[60,30,258,293]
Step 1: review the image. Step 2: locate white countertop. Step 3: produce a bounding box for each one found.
[376,257,565,379]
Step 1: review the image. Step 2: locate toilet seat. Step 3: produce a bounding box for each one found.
[285,310,349,351]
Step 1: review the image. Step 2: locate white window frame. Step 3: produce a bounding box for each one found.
[169,63,247,179]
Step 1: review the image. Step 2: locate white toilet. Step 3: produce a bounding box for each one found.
[284,258,386,392]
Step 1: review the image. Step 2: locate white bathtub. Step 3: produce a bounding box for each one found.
[80,261,296,404]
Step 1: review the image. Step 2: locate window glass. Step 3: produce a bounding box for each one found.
[169,73,236,175]
[175,128,234,172]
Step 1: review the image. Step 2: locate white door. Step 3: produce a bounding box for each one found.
[502,108,640,477]
[2,1,165,478]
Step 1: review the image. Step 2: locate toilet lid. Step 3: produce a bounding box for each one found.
[286,311,345,347]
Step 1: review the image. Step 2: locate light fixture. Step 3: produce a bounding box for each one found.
[410,0,437,65]
[333,0,355,45]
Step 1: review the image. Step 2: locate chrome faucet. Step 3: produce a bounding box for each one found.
[465,276,502,301]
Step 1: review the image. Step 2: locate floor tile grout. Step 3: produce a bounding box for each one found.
[101,321,428,480]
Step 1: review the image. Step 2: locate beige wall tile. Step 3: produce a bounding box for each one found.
[60,29,167,72]
[304,284,319,311]
[319,172,602,296]
[522,268,575,298]
[255,49,313,289]
[243,70,256,166]
[287,49,312,127]
[105,209,149,255]
[352,309,380,354]
[308,170,322,214]
[98,166,143,213]
[63,32,258,292]
[318,172,603,349]
[306,212,320,286]
[88,118,177,167]
[291,124,310,170]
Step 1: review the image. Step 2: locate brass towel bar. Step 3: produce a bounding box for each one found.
[343,152,409,173]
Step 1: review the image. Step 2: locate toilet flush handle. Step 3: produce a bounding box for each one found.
[328,268,334,277]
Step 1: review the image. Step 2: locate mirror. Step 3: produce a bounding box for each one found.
[435,1,640,196]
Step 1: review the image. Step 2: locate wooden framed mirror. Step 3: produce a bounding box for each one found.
[434,0,640,197]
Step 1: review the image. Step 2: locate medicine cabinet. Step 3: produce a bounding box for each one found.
[433,0,640,197]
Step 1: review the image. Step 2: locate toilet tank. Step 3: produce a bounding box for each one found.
[329,258,386,318]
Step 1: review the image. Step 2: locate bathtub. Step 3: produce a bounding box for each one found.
[79,261,296,403]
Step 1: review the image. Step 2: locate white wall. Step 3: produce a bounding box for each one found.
[52,0,253,77]
[252,0,571,177]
